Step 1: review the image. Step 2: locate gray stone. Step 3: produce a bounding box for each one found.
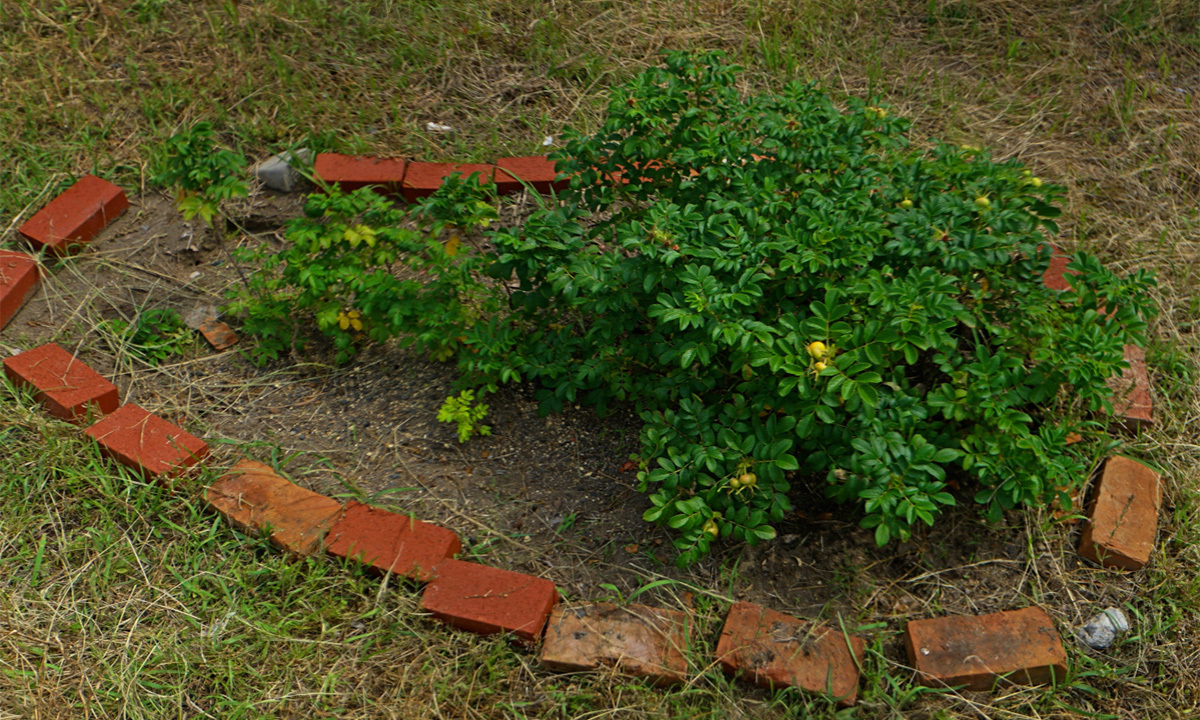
[1076,607,1130,650]
[255,149,312,193]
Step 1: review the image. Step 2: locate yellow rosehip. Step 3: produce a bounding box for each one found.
[807,341,828,359]
[974,196,991,210]
[1029,177,1043,188]
[703,520,720,537]
[899,199,913,209]
[814,361,827,372]
[739,473,757,488]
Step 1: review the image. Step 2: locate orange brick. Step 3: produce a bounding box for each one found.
[716,601,865,706]
[18,175,129,256]
[206,459,344,555]
[1109,344,1153,431]
[0,250,40,330]
[1079,455,1161,570]
[541,603,689,686]
[85,403,208,479]
[313,153,407,195]
[905,607,1067,691]
[325,500,460,581]
[421,559,556,644]
[3,343,118,422]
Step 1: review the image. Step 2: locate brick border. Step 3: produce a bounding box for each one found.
[0,164,1168,704]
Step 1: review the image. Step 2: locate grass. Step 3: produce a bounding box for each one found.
[1,0,1199,717]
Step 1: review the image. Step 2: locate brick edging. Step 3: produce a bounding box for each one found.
[0,162,1167,705]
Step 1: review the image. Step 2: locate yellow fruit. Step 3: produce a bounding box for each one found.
[729,477,742,489]
[807,341,828,359]
[814,361,827,372]
[900,199,913,209]
[703,520,720,537]
[974,196,991,209]
[1029,177,1043,188]
[740,473,757,487]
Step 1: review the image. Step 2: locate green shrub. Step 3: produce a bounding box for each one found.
[225,175,499,365]
[152,122,248,229]
[101,307,194,366]
[234,51,1155,566]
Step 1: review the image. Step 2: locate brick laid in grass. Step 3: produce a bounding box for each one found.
[1079,455,1162,571]
[325,500,460,581]
[3,343,118,422]
[1109,344,1154,431]
[494,156,568,195]
[905,607,1067,691]
[401,162,496,204]
[0,250,40,330]
[540,602,689,686]
[421,558,556,644]
[84,403,208,479]
[206,459,344,556]
[716,601,866,707]
[18,175,130,256]
[313,153,408,194]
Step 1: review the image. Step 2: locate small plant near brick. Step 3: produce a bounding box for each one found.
[99,307,195,366]
[226,176,498,365]
[234,51,1155,566]
[152,122,249,231]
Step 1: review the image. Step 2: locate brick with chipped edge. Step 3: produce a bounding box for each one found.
[1078,455,1162,570]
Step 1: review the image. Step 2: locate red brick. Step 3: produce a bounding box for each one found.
[325,500,460,581]
[1042,247,1074,292]
[3,343,118,422]
[421,558,557,644]
[206,459,344,555]
[197,317,238,350]
[0,250,40,330]
[905,607,1067,691]
[401,162,496,204]
[716,601,866,706]
[313,153,408,195]
[541,603,690,686]
[494,156,568,195]
[18,175,130,256]
[84,403,208,479]
[1079,455,1162,570]
[1109,344,1153,431]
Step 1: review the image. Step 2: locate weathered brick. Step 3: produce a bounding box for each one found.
[3,343,118,422]
[0,250,40,330]
[84,403,208,479]
[197,317,238,350]
[1079,455,1161,570]
[716,601,865,706]
[905,607,1067,691]
[401,162,496,203]
[325,500,460,581]
[494,156,568,195]
[206,459,344,555]
[540,602,689,686]
[421,558,557,644]
[313,153,408,195]
[1109,344,1153,431]
[18,175,130,256]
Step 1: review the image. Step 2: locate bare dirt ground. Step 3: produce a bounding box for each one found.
[1,186,1156,679]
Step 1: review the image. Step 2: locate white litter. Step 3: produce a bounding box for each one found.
[427,122,454,132]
